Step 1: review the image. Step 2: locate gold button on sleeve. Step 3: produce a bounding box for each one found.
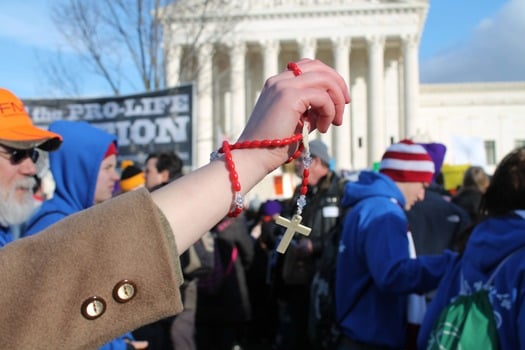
[113,280,137,303]
[81,296,106,320]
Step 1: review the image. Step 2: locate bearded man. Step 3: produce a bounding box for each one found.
[0,88,61,246]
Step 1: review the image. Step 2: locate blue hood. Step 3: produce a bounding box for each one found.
[341,171,405,209]
[462,214,525,276]
[23,121,116,236]
[48,120,117,212]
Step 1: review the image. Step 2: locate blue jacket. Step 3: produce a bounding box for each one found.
[24,121,117,235]
[418,212,525,350]
[22,121,133,350]
[335,171,455,349]
[0,226,13,248]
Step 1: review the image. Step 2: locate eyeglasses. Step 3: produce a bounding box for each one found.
[0,146,39,164]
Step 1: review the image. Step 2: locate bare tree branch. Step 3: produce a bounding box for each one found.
[44,0,169,96]
[41,0,245,97]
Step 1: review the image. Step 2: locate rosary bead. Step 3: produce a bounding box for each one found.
[287,61,302,76]
[229,171,239,182]
[213,121,310,218]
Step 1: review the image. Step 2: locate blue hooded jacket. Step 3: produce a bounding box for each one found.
[22,120,133,350]
[24,120,117,235]
[418,212,525,350]
[335,171,455,349]
[0,226,13,247]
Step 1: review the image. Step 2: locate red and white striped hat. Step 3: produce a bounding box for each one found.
[379,139,435,183]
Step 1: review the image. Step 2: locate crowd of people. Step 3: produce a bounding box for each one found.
[1,58,524,350]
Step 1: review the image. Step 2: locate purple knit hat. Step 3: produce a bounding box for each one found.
[419,142,447,183]
[262,200,282,216]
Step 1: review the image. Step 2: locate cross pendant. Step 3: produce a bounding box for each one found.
[275,214,312,254]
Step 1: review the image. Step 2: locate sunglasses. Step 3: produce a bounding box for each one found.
[0,146,39,164]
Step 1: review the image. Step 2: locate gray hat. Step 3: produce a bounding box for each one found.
[309,139,331,165]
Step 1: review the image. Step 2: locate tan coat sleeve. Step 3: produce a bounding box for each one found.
[0,188,184,349]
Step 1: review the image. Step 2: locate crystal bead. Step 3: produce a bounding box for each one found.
[297,195,307,209]
[234,192,244,208]
[210,150,222,161]
[303,155,312,168]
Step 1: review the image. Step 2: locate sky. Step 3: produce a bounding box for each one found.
[1,0,524,99]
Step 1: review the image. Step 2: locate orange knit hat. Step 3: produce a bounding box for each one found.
[120,163,145,192]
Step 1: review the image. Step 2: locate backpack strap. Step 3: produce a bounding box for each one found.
[484,245,525,288]
[336,280,371,324]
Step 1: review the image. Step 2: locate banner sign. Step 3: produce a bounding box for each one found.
[23,85,193,166]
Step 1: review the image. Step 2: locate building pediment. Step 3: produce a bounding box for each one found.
[165,0,428,19]
[163,0,428,42]
[227,0,427,9]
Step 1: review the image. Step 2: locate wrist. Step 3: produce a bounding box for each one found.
[211,129,305,218]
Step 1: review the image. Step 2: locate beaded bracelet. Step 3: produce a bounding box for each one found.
[210,131,306,217]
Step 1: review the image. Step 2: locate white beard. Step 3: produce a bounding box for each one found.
[0,177,37,227]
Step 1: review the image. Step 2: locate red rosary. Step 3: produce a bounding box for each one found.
[210,62,313,253]
[211,123,309,217]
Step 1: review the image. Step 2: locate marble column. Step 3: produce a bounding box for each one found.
[262,39,280,80]
[384,57,400,142]
[298,36,333,150]
[366,36,385,166]
[165,45,182,87]
[196,43,214,167]
[402,34,419,139]
[332,36,352,170]
[230,41,246,139]
[298,37,317,59]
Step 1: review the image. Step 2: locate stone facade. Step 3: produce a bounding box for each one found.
[419,82,525,173]
[160,0,525,191]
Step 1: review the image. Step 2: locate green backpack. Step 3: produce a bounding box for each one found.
[426,248,524,350]
[426,288,499,349]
